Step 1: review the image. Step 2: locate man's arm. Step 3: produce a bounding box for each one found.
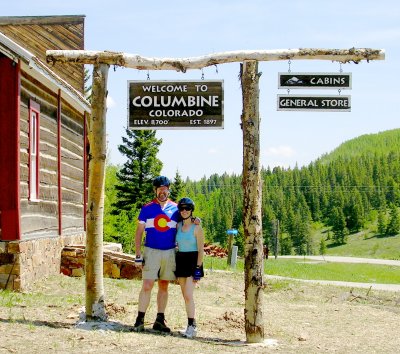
[135,222,145,258]
[191,216,201,225]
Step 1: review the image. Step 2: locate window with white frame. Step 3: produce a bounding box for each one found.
[29,100,40,201]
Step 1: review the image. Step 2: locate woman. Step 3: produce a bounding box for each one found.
[175,197,205,339]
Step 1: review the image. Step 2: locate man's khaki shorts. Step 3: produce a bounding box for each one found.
[142,247,176,281]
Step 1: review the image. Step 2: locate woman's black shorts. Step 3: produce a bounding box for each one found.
[175,251,204,278]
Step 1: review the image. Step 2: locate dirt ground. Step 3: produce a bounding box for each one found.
[0,270,399,354]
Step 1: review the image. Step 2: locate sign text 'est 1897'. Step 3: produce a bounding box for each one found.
[277,95,351,112]
[128,80,224,129]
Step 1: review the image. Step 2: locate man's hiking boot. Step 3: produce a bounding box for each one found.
[152,317,171,333]
[132,317,145,332]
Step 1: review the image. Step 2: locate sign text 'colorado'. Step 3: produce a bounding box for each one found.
[128,80,224,129]
[277,95,351,112]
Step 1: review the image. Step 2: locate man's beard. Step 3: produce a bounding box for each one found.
[157,192,168,202]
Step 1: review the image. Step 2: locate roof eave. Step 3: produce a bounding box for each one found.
[0,31,90,114]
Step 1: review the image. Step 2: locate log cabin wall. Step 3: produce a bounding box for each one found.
[60,96,85,235]
[0,17,89,291]
[0,69,86,291]
[19,71,85,239]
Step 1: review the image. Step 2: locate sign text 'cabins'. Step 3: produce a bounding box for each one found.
[278,72,352,89]
[128,80,224,129]
[277,95,351,112]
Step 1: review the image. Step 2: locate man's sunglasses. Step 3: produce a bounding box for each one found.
[178,205,193,211]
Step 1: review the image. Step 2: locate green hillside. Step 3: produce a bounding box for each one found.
[183,128,400,260]
[319,128,400,163]
[309,129,400,259]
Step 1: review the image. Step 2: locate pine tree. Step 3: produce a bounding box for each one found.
[170,170,185,202]
[345,190,365,232]
[279,234,292,255]
[386,204,400,236]
[377,209,387,236]
[103,164,119,241]
[385,177,400,206]
[262,204,276,249]
[331,207,349,244]
[319,237,327,255]
[112,129,162,214]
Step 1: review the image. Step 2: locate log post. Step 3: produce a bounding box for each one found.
[241,60,264,343]
[85,63,109,321]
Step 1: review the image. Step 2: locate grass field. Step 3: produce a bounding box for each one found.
[312,224,400,260]
[325,232,400,260]
[203,255,400,284]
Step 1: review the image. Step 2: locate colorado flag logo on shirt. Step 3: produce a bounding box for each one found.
[153,214,171,232]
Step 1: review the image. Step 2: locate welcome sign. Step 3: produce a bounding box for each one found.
[128,80,224,129]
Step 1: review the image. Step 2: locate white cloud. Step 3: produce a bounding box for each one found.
[207,147,218,154]
[264,145,296,158]
[107,95,116,108]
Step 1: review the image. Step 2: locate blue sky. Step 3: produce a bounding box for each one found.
[5,0,399,180]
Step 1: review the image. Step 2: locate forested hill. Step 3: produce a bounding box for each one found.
[182,128,400,256]
[318,128,400,164]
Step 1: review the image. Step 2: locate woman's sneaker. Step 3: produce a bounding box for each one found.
[182,325,197,338]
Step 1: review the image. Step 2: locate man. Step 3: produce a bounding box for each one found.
[133,176,180,332]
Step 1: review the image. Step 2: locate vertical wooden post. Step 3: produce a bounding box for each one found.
[83,111,88,231]
[57,89,62,236]
[274,219,279,259]
[85,63,109,321]
[0,57,21,241]
[241,60,264,343]
[227,233,234,266]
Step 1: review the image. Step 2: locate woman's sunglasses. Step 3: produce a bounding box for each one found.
[178,205,193,211]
